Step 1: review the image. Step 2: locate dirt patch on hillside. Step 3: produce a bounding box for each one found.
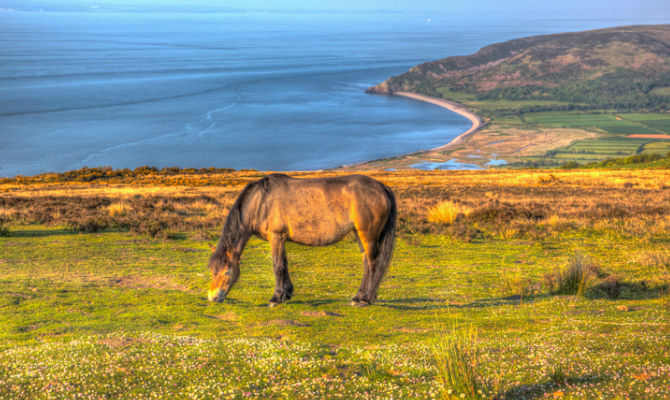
[263,319,310,327]
[110,276,195,294]
[97,336,150,348]
[299,310,342,318]
[212,312,238,321]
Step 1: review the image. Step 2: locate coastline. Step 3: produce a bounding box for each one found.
[393,91,483,151]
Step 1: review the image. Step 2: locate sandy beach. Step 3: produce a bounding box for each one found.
[394,92,483,151]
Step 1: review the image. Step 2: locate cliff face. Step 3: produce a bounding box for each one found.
[367,25,670,109]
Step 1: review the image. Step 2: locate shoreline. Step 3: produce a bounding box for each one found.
[393,91,483,151]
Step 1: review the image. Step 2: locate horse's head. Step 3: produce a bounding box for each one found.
[207,249,239,302]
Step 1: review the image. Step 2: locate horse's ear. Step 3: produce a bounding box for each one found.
[209,243,216,253]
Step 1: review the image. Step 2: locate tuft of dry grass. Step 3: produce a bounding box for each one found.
[501,268,539,302]
[432,322,495,400]
[635,249,670,288]
[0,218,9,237]
[635,249,670,269]
[106,202,131,217]
[546,214,561,227]
[497,226,518,239]
[537,174,560,185]
[427,201,471,224]
[544,253,601,296]
[547,364,569,386]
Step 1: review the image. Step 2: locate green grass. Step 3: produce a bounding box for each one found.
[425,86,670,167]
[643,141,670,155]
[641,120,670,133]
[0,225,669,399]
[507,112,670,166]
[524,137,657,165]
[469,99,578,112]
[649,86,670,97]
[619,113,670,122]
[521,112,669,135]
[497,111,670,136]
[436,88,476,103]
[523,113,618,127]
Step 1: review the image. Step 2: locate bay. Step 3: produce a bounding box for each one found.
[0,11,665,176]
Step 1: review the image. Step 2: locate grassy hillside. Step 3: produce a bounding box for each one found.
[1,169,669,399]
[368,25,670,113]
[361,25,670,170]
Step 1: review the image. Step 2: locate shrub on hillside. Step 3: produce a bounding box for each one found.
[67,218,109,233]
[427,201,471,224]
[544,253,601,296]
[0,217,9,237]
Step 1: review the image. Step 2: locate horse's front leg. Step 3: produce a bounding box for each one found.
[269,234,290,307]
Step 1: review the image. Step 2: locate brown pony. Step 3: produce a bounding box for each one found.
[207,174,396,307]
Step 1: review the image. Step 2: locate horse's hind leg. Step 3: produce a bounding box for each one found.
[283,259,294,300]
[351,233,380,306]
[364,254,387,304]
[269,234,291,307]
[351,230,371,305]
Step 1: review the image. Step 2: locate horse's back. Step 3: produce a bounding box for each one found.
[268,174,391,215]
[262,174,388,200]
[255,174,393,246]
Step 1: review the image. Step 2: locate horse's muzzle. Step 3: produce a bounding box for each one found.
[207,288,226,302]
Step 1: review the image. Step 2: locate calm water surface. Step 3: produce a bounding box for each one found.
[0,11,665,176]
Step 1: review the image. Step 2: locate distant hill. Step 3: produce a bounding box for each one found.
[368,25,670,112]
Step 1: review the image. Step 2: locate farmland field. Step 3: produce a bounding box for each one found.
[0,169,668,399]
[503,113,670,166]
[521,112,670,135]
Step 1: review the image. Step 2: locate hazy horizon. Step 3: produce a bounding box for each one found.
[2,4,669,176]
[1,0,669,19]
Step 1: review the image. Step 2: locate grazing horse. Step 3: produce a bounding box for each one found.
[207,174,396,307]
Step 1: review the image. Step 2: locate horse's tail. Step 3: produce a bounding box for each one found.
[375,184,397,282]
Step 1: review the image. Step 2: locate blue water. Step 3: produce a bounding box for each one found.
[0,11,666,176]
[411,160,483,170]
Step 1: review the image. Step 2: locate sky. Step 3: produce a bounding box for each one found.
[2,0,670,17]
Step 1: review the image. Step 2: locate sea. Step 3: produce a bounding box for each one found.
[0,10,666,176]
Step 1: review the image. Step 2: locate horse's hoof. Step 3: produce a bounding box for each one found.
[268,301,280,308]
[350,300,370,307]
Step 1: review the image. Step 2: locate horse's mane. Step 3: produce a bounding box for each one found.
[217,177,270,254]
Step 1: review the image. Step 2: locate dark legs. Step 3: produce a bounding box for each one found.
[351,231,372,305]
[351,230,383,307]
[269,234,293,307]
[364,254,387,304]
[266,229,385,308]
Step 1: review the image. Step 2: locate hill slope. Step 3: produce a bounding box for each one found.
[368,25,670,111]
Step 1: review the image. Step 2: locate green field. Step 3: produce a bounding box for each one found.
[505,112,670,166]
[644,141,670,155]
[649,87,670,97]
[521,112,670,135]
[1,226,669,399]
[403,86,670,168]
[1,169,669,399]
[433,92,670,167]
[434,88,581,115]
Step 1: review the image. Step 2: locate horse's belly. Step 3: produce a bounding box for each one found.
[287,219,354,246]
